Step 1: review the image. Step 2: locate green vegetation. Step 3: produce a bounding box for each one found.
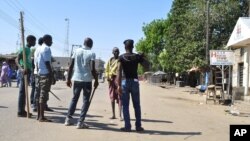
[136,0,249,74]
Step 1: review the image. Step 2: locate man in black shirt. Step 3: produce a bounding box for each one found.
[117,39,149,132]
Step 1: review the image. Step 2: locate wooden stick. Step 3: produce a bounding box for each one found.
[20,11,30,118]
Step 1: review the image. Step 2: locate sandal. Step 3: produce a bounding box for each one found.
[39,118,52,122]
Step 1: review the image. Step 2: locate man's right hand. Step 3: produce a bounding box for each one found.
[21,68,27,75]
[66,80,72,88]
[107,77,111,82]
[94,80,99,88]
[117,86,122,96]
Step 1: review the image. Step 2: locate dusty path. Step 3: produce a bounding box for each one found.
[0,81,249,141]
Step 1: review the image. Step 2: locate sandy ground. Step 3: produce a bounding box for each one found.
[0,80,250,141]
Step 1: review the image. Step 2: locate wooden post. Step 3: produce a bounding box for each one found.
[20,11,30,118]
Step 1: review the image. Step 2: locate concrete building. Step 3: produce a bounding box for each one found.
[52,56,105,80]
[95,58,105,78]
[52,57,70,71]
[226,17,250,102]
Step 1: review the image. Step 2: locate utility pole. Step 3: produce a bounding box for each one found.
[20,11,30,118]
[16,33,21,52]
[64,18,70,57]
[206,0,210,64]
[249,0,250,16]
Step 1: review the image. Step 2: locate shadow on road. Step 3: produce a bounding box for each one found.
[87,121,202,136]
[48,106,81,111]
[238,112,250,117]
[131,118,173,123]
[139,130,202,136]
[47,114,104,124]
[0,106,8,108]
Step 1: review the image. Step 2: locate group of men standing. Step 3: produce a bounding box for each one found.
[15,35,148,132]
[16,34,54,122]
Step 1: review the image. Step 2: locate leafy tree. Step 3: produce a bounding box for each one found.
[136,0,249,74]
[136,19,166,71]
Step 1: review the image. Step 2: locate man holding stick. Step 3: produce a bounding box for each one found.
[16,35,36,117]
[64,37,98,129]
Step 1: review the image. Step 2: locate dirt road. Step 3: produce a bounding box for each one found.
[0,81,249,141]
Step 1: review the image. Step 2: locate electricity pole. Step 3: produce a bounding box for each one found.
[206,0,210,64]
[64,18,70,57]
[249,0,250,16]
[20,11,30,118]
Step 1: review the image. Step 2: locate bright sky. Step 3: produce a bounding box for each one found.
[0,0,173,62]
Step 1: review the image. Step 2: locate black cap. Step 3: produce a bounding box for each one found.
[123,39,134,46]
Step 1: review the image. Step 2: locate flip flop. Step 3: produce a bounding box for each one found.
[39,118,52,122]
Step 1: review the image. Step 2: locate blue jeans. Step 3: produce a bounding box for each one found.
[17,77,21,87]
[67,81,92,122]
[122,79,141,129]
[18,72,31,114]
[30,73,36,105]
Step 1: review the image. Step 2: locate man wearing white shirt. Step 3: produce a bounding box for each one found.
[64,37,99,129]
[33,37,53,113]
[36,34,55,122]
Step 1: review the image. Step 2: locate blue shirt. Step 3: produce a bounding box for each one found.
[36,44,52,75]
[71,47,96,82]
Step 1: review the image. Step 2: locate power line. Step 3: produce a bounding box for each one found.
[64,18,70,57]
[0,9,19,30]
[3,0,19,13]
[5,0,65,44]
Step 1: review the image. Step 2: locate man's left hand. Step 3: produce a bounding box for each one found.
[66,80,72,88]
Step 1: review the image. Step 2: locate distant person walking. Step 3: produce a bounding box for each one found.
[64,37,99,129]
[0,61,9,87]
[117,39,149,132]
[15,35,36,117]
[105,47,122,120]
[7,64,12,87]
[64,70,68,81]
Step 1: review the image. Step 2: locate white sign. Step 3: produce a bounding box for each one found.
[210,50,234,65]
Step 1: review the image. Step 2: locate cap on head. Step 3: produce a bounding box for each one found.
[123,39,134,49]
[84,37,93,48]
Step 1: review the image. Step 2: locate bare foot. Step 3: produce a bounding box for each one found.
[110,116,116,119]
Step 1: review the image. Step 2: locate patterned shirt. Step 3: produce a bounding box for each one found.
[105,57,119,79]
